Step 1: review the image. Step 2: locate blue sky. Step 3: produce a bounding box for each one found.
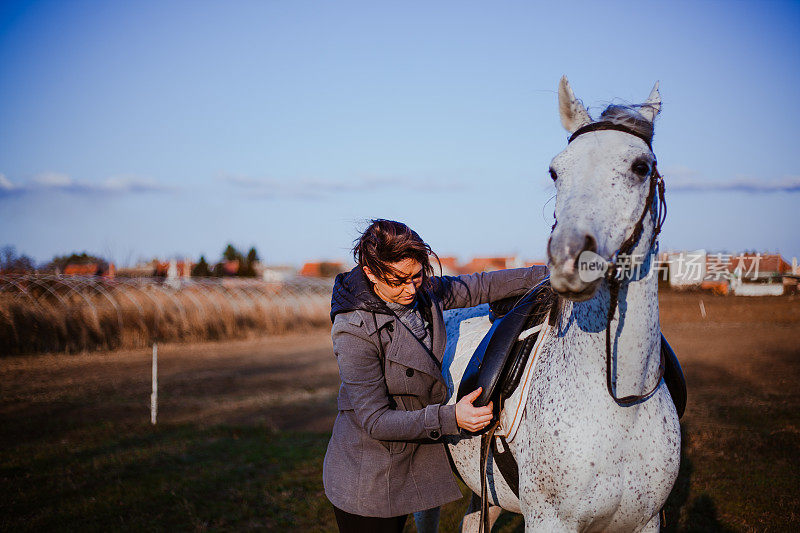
[1,0,798,267]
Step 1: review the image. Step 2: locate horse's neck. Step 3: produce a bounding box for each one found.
[554,255,661,399]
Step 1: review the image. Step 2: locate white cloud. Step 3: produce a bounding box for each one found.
[0,172,174,197]
[661,167,800,193]
[0,173,17,191]
[218,173,469,198]
[32,172,73,187]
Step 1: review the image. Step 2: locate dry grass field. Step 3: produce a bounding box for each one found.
[1,291,798,531]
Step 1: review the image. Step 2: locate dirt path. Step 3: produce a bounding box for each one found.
[0,329,339,444]
[658,292,800,530]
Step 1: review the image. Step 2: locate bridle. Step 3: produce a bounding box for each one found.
[567,121,668,406]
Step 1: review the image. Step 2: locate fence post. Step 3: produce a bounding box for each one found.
[151,342,158,425]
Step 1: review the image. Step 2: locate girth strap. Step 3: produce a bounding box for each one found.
[479,419,501,533]
[492,434,519,497]
[478,404,521,533]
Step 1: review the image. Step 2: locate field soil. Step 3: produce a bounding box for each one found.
[1,292,798,531]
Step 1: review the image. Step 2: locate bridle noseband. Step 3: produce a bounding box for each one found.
[567,121,667,406]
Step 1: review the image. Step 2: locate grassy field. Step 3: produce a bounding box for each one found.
[1,292,798,531]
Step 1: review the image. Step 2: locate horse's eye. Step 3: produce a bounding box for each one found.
[549,168,558,181]
[631,161,650,177]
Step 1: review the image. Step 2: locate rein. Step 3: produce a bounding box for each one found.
[568,121,667,406]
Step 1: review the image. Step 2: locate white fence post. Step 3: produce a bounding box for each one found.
[151,342,158,425]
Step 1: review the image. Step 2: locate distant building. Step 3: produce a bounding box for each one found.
[261,265,297,282]
[300,261,347,278]
[153,259,193,278]
[661,250,796,296]
[462,257,516,273]
[63,262,115,278]
[221,260,239,276]
[728,253,794,296]
[115,263,154,277]
[665,250,707,289]
[429,256,546,276]
[436,256,461,276]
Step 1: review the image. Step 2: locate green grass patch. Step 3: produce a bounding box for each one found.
[2,424,335,532]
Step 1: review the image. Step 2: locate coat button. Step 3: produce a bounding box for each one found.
[429,430,440,439]
[386,323,394,332]
[406,368,414,377]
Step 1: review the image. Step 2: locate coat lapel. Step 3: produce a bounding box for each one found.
[430,295,447,361]
[359,310,394,336]
[359,292,448,387]
[385,321,444,385]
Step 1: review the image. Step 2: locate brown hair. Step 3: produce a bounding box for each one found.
[353,219,441,288]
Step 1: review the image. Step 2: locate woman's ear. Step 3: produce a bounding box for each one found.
[362,265,378,285]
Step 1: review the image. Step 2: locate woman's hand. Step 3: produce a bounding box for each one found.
[455,387,494,432]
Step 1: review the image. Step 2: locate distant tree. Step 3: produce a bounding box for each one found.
[211,262,225,277]
[222,243,243,262]
[0,245,37,273]
[236,247,260,277]
[44,251,106,273]
[192,255,211,277]
[246,247,259,265]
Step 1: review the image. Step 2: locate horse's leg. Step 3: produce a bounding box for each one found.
[413,506,440,533]
[460,492,502,533]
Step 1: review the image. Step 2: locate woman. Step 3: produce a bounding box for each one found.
[323,219,548,532]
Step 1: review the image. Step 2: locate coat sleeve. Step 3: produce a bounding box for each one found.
[332,315,460,442]
[430,265,549,311]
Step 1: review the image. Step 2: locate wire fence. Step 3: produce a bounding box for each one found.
[0,275,334,356]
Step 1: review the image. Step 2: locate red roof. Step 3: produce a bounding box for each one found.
[63,262,115,278]
[64,263,99,275]
[438,256,459,269]
[722,253,791,274]
[299,261,346,278]
[436,256,460,274]
[462,257,512,273]
[525,261,547,267]
[222,260,239,276]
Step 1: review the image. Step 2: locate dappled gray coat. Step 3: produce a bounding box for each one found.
[323,264,548,517]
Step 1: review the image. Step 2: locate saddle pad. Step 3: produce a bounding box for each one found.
[497,313,551,441]
[444,309,551,443]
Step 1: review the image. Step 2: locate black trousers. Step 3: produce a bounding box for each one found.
[332,504,407,533]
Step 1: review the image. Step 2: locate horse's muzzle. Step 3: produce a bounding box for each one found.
[547,228,602,301]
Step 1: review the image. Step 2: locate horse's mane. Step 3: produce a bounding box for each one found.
[596,104,655,146]
[541,282,562,328]
[525,279,563,329]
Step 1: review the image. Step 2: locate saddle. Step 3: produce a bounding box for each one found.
[456,278,555,432]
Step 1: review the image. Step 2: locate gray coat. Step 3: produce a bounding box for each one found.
[323,265,548,517]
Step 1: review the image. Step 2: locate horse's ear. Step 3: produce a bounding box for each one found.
[558,76,592,134]
[639,81,661,123]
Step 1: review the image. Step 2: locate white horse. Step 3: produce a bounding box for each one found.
[435,77,680,532]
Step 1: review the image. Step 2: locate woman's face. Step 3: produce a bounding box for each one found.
[363,257,424,305]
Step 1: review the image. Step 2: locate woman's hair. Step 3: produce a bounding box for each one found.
[353,219,441,287]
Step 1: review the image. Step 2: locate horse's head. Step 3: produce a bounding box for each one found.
[547,76,662,301]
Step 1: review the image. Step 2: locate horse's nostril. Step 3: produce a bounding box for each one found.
[584,234,597,253]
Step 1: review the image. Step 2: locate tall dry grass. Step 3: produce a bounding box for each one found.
[0,276,332,355]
